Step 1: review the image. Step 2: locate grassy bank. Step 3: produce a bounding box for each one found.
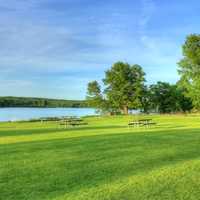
[1,115,200,200]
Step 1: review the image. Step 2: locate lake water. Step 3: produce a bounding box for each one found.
[0,108,97,122]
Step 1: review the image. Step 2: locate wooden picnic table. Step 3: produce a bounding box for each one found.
[128,119,156,127]
[59,118,87,128]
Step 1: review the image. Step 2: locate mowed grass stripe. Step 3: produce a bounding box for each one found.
[61,158,200,200]
[1,115,200,200]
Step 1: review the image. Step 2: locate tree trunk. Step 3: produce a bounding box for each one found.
[123,106,129,115]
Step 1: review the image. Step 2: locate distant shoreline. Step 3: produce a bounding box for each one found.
[0,96,89,108]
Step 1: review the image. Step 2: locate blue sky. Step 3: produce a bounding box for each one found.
[0,0,200,99]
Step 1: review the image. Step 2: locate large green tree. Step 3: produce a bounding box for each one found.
[148,82,192,113]
[178,34,200,109]
[103,62,145,114]
[86,62,145,115]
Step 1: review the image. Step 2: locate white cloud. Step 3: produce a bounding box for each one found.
[0,0,190,98]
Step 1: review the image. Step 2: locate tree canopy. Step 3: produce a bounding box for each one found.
[87,62,146,115]
[103,62,145,114]
[85,34,200,114]
[86,81,104,111]
[148,82,192,113]
[178,34,200,109]
[86,60,193,114]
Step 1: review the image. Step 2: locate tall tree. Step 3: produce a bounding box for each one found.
[103,62,145,114]
[178,34,200,109]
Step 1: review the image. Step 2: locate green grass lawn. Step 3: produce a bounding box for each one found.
[1,114,200,200]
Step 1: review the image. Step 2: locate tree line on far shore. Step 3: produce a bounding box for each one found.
[86,34,200,114]
[0,97,88,108]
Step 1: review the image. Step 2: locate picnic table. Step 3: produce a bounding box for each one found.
[59,117,87,128]
[128,119,156,127]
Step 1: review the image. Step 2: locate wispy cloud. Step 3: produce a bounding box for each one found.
[0,0,199,98]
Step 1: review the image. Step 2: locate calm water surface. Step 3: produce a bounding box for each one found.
[0,108,97,122]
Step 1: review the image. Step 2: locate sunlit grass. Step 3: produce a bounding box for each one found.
[1,114,200,200]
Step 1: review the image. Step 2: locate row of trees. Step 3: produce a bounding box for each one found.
[87,34,200,114]
[0,97,88,108]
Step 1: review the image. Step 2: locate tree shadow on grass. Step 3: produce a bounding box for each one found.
[1,127,200,200]
[0,125,126,137]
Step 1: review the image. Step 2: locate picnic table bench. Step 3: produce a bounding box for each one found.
[128,119,156,127]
